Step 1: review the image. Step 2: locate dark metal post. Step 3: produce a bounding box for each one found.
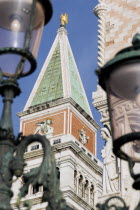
[0,80,21,209]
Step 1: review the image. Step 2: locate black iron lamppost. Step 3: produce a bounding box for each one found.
[0,0,52,139]
[96,33,140,209]
[0,1,73,209]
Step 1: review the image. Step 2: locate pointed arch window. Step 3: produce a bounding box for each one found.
[74,170,77,192]
[78,175,83,196]
[90,185,94,206]
[56,167,60,180]
[84,180,88,201]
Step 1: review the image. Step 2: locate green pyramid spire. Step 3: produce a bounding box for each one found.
[68,49,90,115]
[30,43,63,106]
[24,26,93,117]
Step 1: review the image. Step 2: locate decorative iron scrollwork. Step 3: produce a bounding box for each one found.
[96,196,129,210]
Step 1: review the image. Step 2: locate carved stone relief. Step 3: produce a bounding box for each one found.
[79,128,89,145]
[34,118,54,138]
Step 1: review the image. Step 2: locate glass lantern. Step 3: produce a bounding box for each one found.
[0,0,52,78]
[98,33,140,162]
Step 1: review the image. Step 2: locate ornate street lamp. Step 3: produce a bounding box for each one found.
[0,0,52,78]
[97,33,140,161]
[0,1,73,209]
[96,34,140,209]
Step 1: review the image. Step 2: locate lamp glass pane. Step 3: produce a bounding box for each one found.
[0,0,45,77]
[106,62,140,162]
[108,62,140,101]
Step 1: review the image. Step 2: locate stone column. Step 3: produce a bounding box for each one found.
[59,160,75,192]
[82,178,86,198]
[76,173,80,194]
[94,184,98,208]
[88,183,91,205]
[94,0,107,68]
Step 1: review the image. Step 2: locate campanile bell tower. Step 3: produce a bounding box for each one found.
[12,15,103,209]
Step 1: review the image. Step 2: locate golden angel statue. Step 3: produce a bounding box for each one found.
[60,13,68,26]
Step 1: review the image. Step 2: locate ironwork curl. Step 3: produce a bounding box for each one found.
[0,47,37,78]
[96,196,129,210]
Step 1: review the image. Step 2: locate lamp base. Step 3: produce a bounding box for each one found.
[0,79,21,97]
[0,79,21,140]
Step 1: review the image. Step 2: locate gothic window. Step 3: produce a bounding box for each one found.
[84,180,88,201]
[56,167,60,179]
[33,185,40,194]
[30,185,43,195]
[74,170,77,192]
[78,175,83,197]
[90,185,94,206]
[25,142,42,153]
[53,139,61,145]
[31,144,39,151]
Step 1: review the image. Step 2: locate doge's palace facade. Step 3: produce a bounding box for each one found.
[93,0,140,208]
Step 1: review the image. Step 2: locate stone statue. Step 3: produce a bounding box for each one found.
[79,128,89,145]
[60,13,68,26]
[34,119,54,138]
[101,127,119,194]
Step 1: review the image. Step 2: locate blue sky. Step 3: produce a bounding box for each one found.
[0,0,104,160]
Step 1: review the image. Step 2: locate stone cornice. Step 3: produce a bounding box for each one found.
[24,141,103,175]
[63,190,94,210]
[24,149,43,160]
[11,189,94,210]
[93,99,107,109]
[11,193,43,208]
[17,97,100,129]
[54,141,103,174]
